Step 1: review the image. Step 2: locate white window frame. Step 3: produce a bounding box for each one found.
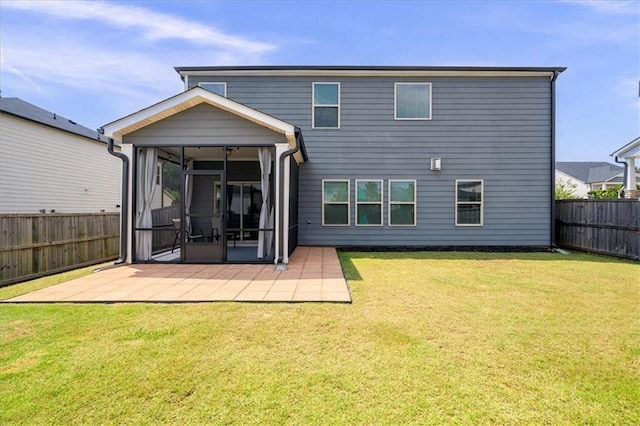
[455,179,484,227]
[388,180,417,226]
[312,82,340,129]
[322,179,350,226]
[356,179,383,226]
[198,82,227,97]
[394,82,432,120]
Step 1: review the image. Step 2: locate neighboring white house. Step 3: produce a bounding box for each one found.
[611,136,640,199]
[555,162,627,198]
[0,97,123,214]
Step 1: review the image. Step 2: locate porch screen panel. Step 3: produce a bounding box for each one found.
[136,147,158,260]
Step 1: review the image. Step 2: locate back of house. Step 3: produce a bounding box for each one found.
[103,65,564,265]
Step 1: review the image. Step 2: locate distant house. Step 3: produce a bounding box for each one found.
[101,65,565,266]
[0,97,122,213]
[610,136,640,199]
[555,162,626,198]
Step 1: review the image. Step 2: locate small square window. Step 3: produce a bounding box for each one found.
[456,180,483,226]
[395,83,431,120]
[199,82,227,97]
[389,180,416,226]
[313,83,340,128]
[323,180,349,226]
[356,180,383,226]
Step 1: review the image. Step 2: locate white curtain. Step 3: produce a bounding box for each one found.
[136,147,157,260]
[257,147,272,258]
[185,160,194,237]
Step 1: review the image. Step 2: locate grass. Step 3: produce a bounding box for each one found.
[1,252,638,424]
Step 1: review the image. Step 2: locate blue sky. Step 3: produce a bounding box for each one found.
[1,0,638,161]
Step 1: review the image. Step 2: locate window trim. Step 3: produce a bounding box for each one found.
[322,179,350,226]
[355,179,383,226]
[312,82,341,129]
[455,179,484,227]
[388,179,417,226]
[394,82,432,120]
[198,82,227,97]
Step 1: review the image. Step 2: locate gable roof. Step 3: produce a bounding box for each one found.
[555,162,623,184]
[611,136,640,158]
[101,87,298,144]
[0,97,106,143]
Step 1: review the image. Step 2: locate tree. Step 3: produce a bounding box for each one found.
[555,180,580,200]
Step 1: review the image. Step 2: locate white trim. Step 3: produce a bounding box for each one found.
[455,179,484,227]
[198,82,227,96]
[322,179,350,226]
[179,69,559,79]
[283,157,291,263]
[102,87,297,145]
[388,180,417,226]
[312,82,340,129]
[184,74,189,92]
[355,179,383,226]
[394,83,432,120]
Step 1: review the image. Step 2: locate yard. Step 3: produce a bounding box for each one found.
[1,252,638,424]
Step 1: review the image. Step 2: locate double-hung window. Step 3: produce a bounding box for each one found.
[389,180,416,226]
[395,83,431,120]
[456,180,483,226]
[322,180,349,226]
[199,82,227,96]
[313,83,340,128]
[356,180,382,226]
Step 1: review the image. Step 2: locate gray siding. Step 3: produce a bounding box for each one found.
[186,75,553,247]
[123,103,287,146]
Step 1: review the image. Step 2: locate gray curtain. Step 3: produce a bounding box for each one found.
[136,147,157,260]
[257,147,272,258]
[185,160,194,237]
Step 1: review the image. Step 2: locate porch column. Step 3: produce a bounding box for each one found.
[274,143,290,265]
[123,144,134,264]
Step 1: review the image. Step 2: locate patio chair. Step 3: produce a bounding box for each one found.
[171,218,204,252]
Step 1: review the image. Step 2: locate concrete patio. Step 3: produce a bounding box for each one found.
[4,246,351,303]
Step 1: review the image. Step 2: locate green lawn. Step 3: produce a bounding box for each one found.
[1,252,638,424]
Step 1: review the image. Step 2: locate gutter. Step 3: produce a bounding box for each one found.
[102,132,129,264]
[613,156,628,197]
[275,128,304,270]
[550,70,559,249]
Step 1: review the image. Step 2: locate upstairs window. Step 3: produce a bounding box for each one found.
[313,83,340,128]
[389,180,416,226]
[323,180,349,226]
[395,83,431,120]
[199,82,227,96]
[356,180,383,226]
[456,180,484,226]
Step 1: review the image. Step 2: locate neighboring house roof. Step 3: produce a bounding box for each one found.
[611,136,640,158]
[0,97,107,143]
[555,162,624,184]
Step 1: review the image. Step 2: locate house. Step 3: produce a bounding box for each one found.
[0,97,122,214]
[611,136,640,198]
[101,65,565,266]
[555,162,626,198]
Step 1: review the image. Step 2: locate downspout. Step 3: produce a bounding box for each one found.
[103,133,129,264]
[550,71,559,249]
[613,156,628,198]
[275,128,302,270]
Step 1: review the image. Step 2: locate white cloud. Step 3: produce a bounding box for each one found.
[2,0,275,55]
[563,0,640,16]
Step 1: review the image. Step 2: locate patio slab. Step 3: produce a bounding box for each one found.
[3,246,351,304]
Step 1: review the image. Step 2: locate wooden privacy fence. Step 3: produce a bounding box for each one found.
[151,205,180,252]
[555,199,640,260]
[0,213,120,286]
